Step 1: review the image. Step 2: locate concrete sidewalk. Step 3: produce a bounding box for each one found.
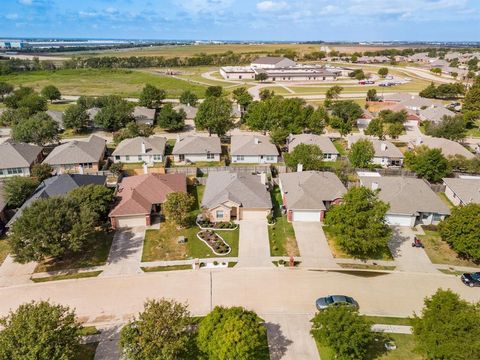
[372,324,413,334]
[293,222,339,268]
[0,255,36,287]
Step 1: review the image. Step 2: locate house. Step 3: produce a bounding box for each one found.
[443,177,480,206]
[112,137,166,165]
[356,108,374,127]
[86,107,100,122]
[251,56,297,69]
[173,104,198,119]
[46,110,64,130]
[410,137,475,159]
[133,106,156,126]
[279,171,347,222]
[231,135,279,164]
[109,173,186,228]
[348,136,404,167]
[43,135,106,174]
[0,140,43,178]
[382,93,442,111]
[287,134,339,161]
[172,135,222,164]
[418,106,455,124]
[201,172,272,222]
[359,176,450,227]
[6,174,106,226]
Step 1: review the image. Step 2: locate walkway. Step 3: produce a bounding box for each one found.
[0,255,36,287]
[237,220,272,267]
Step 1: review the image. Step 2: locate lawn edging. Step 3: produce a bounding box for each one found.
[196,231,232,256]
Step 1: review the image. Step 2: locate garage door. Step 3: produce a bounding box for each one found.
[292,210,321,222]
[116,216,146,228]
[385,215,413,227]
[241,209,268,220]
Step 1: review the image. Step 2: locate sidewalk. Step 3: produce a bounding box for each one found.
[372,324,413,334]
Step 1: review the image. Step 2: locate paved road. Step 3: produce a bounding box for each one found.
[0,255,36,287]
[237,220,272,267]
[293,222,339,268]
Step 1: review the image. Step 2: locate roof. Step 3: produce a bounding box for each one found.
[173,104,198,119]
[44,135,106,165]
[0,140,42,170]
[412,137,475,159]
[419,106,455,123]
[252,56,295,65]
[383,93,442,108]
[109,173,186,217]
[201,172,272,210]
[7,174,106,226]
[172,136,221,155]
[359,176,450,216]
[86,107,100,120]
[0,182,6,213]
[133,106,156,121]
[46,110,64,129]
[231,135,278,156]
[443,177,480,204]
[279,171,347,210]
[288,134,339,155]
[112,137,166,157]
[349,136,404,159]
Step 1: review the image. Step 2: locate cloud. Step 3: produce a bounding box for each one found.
[256,1,289,11]
[177,0,234,14]
[18,0,32,5]
[6,13,19,20]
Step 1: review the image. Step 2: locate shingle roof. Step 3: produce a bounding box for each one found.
[288,134,339,155]
[46,110,64,129]
[0,140,42,170]
[172,136,221,155]
[419,107,455,123]
[112,137,166,157]
[349,136,404,159]
[43,135,106,165]
[133,106,156,121]
[359,176,450,216]
[173,104,198,119]
[443,177,480,204]
[279,171,347,210]
[231,135,278,156]
[412,137,475,159]
[383,93,442,108]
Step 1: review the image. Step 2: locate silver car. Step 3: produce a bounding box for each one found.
[315,295,359,310]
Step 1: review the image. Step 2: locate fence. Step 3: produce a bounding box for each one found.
[164,164,285,177]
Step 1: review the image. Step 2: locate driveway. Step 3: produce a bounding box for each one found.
[0,255,36,287]
[292,222,338,268]
[237,220,272,267]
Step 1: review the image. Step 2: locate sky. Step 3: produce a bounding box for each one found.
[1,0,480,42]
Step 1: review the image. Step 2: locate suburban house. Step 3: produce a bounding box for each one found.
[46,110,64,130]
[172,136,222,164]
[410,137,475,159]
[443,177,480,206]
[356,108,374,127]
[231,135,279,164]
[112,136,166,165]
[418,106,455,124]
[0,140,43,178]
[7,174,106,226]
[359,176,450,227]
[173,104,198,119]
[287,134,340,161]
[86,107,100,122]
[201,172,272,222]
[279,171,347,222]
[348,136,404,167]
[43,135,106,174]
[109,173,186,228]
[133,106,156,126]
[383,93,442,111]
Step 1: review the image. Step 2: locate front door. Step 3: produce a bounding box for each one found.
[179,154,185,162]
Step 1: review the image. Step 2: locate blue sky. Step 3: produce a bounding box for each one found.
[1,0,480,41]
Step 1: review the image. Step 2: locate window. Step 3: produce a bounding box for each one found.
[80,163,93,169]
[433,214,442,221]
[206,153,215,160]
[153,154,162,161]
[266,156,275,161]
[236,155,245,161]
[324,153,332,159]
[138,156,143,161]
[216,210,224,219]
[7,168,23,175]
[115,156,120,161]
[125,155,130,161]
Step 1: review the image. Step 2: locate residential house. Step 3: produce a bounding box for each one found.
[287,134,339,161]
[356,108,374,127]
[0,140,43,178]
[418,106,455,124]
[201,172,272,222]
[173,104,198,119]
[86,107,100,123]
[46,110,64,130]
[112,136,166,165]
[43,135,106,174]
[383,93,442,111]
[172,135,222,164]
[348,136,404,167]
[109,173,186,228]
[443,177,480,206]
[410,137,475,159]
[133,106,156,126]
[231,135,279,164]
[279,171,347,222]
[359,176,450,227]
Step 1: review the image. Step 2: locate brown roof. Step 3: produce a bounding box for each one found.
[109,173,186,217]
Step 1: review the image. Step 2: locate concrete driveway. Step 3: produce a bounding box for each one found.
[237,220,272,267]
[0,255,36,287]
[293,222,338,268]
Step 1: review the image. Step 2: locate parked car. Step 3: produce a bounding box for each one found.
[365,80,375,84]
[461,272,480,287]
[315,295,359,310]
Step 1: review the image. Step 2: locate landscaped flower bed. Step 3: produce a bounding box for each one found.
[196,220,238,230]
[197,230,231,255]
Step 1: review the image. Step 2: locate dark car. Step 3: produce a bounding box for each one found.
[461,272,480,287]
[315,295,359,310]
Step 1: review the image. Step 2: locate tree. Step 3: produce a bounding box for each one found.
[311,306,374,360]
[31,163,53,182]
[94,95,134,131]
[40,85,61,103]
[0,81,14,101]
[3,176,39,208]
[404,146,450,182]
[324,186,391,258]
[378,67,389,78]
[364,118,385,139]
[439,204,480,262]
[463,83,480,122]
[424,115,467,141]
[325,85,343,108]
[157,103,186,131]
[138,84,165,109]
[255,72,268,82]
[305,106,328,134]
[8,197,96,263]
[120,299,193,360]
[0,301,81,360]
[349,69,366,80]
[0,108,30,127]
[194,96,234,136]
[113,122,154,144]
[386,122,404,139]
[63,104,90,133]
[284,144,323,171]
[331,100,363,124]
[269,127,290,146]
[348,139,375,168]
[411,289,480,359]
[179,90,198,106]
[109,162,124,176]
[366,88,378,101]
[163,192,195,227]
[205,86,223,98]
[197,306,268,360]
[232,87,253,112]
[11,112,60,146]
[430,67,442,75]
[4,87,47,115]
[259,88,275,101]
[419,82,438,98]
[68,184,114,223]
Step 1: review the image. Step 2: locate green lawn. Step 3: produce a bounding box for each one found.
[0,237,10,266]
[466,120,480,137]
[437,192,454,209]
[32,270,103,283]
[339,263,396,271]
[332,138,348,156]
[363,316,411,326]
[268,186,299,257]
[142,264,193,272]
[78,326,100,336]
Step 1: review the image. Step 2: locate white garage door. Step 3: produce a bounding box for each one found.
[241,209,267,220]
[292,210,321,222]
[116,216,146,228]
[385,214,414,227]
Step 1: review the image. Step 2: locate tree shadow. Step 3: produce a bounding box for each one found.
[264,322,293,360]
[388,226,410,258]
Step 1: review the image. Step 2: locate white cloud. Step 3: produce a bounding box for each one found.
[18,0,32,5]
[6,13,19,20]
[177,0,234,14]
[256,1,289,12]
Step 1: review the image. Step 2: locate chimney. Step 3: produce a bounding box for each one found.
[371,181,379,191]
[381,143,387,152]
[260,172,267,185]
[297,163,303,172]
[254,137,260,145]
[141,141,146,154]
[143,163,148,174]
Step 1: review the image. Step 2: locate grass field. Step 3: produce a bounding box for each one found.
[32,270,103,283]
[0,237,10,266]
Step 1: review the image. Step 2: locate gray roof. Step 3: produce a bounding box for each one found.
[288,134,339,155]
[201,172,272,210]
[252,56,295,65]
[412,137,475,159]
[383,93,442,108]
[419,106,455,123]
[231,135,278,156]
[172,136,221,155]
[86,107,100,121]
[359,176,450,216]
[133,106,156,121]
[279,171,347,210]
[43,135,106,165]
[0,140,42,170]
[173,104,197,119]
[112,136,166,157]
[349,136,404,159]
[443,177,480,204]
[46,110,64,129]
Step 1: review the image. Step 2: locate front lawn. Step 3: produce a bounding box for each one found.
[32,270,103,283]
[76,342,98,360]
[142,264,192,272]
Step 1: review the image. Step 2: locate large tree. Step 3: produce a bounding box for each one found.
[0,301,82,360]
[67,184,114,223]
[138,84,166,109]
[194,96,234,136]
[3,176,40,208]
[324,186,391,258]
[157,103,186,131]
[378,67,389,78]
[404,146,450,182]
[11,112,60,146]
[284,144,324,171]
[63,103,90,133]
[41,85,61,103]
[113,122,154,145]
[0,81,14,101]
[232,87,253,112]
[179,90,198,106]
[94,95,134,131]
[4,87,47,115]
[163,192,195,228]
[463,80,480,121]
[364,118,385,139]
[205,86,223,98]
[348,139,375,168]
[424,115,467,141]
[31,163,53,182]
